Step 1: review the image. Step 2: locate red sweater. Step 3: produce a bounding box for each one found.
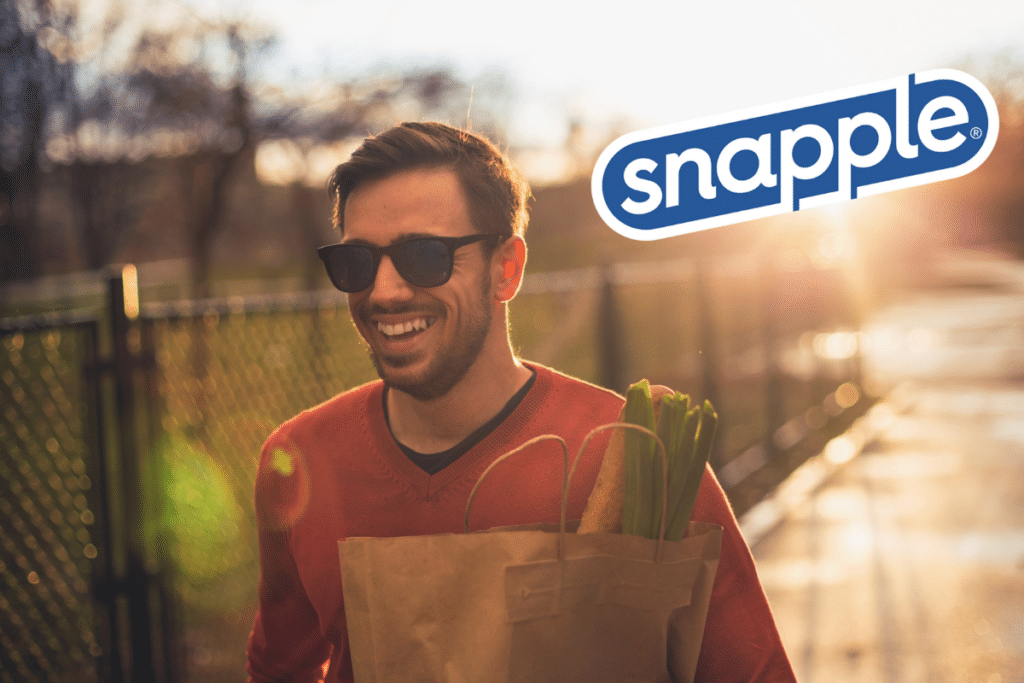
[246,363,795,683]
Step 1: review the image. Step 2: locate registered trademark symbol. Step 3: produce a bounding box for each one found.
[971,127,983,139]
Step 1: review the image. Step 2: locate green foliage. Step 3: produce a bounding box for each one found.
[620,380,718,542]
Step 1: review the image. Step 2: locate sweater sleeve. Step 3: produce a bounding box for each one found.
[691,465,797,683]
[247,439,333,683]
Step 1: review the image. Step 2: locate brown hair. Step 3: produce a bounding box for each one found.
[327,122,531,239]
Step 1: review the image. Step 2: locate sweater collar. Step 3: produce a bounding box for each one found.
[364,362,557,500]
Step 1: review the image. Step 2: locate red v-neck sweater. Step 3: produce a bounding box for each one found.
[246,363,795,683]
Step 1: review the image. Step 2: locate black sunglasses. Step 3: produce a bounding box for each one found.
[318,233,501,293]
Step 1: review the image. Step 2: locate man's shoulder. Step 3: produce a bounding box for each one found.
[525,361,623,406]
[264,379,382,448]
[514,363,625,461]
[522,362,624,430]
[254,381,384,514]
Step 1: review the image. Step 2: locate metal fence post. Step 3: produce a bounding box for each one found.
[82,320,127,683]
[597,263,626,394]
[107,270,158,682]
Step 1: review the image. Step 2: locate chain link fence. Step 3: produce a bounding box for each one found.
[0,320,102,683]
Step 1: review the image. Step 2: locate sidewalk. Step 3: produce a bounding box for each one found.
[747,260,1024,683]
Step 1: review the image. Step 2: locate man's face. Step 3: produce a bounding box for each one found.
[342,167,496,400]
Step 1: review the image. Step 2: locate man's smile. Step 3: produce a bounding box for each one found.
[373,316,437,340]
[360,305,445,352]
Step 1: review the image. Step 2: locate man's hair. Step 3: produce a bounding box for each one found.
[327,122,531,239]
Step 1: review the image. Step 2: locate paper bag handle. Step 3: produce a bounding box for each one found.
[465,423,669,562]
[465,434,569,536]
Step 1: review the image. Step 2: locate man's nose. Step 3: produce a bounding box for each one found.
[368,255,414,303]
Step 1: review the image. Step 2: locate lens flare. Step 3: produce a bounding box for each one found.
[271,448,295,476]
[150,435,243,582]
[258,441,311,531]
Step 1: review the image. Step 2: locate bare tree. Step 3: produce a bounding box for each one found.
[65,13,272,295]
[3,0,517,289]
[0,0,75,282]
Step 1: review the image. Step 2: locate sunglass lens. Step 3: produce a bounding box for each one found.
[328,245,376,292]
[393,239,451,288]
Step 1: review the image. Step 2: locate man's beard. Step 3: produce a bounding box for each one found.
[364,274,493,401]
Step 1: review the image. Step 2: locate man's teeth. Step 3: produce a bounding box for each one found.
[376,318,433,337]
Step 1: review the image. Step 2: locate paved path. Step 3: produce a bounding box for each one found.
[750,258,1024,683]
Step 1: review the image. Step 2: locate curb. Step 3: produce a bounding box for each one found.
[738,382,914,548]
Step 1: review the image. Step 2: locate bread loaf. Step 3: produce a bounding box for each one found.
[578,385,674,534]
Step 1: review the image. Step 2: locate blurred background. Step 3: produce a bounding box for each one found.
[1,0,1023,681]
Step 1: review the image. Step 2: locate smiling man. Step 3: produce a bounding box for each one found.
[246,122,796,683]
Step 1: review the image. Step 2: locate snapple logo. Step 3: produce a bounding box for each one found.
[592,70,999,240]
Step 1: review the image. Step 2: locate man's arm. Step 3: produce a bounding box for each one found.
[247,440,333,683]
[691,465,797,683]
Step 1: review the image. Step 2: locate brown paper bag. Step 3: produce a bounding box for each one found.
[339,432,723,683]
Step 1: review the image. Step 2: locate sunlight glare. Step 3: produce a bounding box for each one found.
[255,139,306,185]
[907,328,934,353]
[824,435,857,464]
[814,331,858,360]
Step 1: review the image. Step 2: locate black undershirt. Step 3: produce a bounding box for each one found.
[382,368,537,475]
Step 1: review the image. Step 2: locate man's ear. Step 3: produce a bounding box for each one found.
[494,236,527,303]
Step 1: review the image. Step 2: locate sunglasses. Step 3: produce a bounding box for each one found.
[318,233,501,293]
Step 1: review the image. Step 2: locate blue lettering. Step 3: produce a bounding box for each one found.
[592,70,999,240]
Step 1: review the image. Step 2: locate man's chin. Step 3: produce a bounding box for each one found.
[370,353,443,400]
[380,374,449,402]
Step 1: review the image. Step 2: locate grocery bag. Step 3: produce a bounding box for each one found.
[338,431,723,683]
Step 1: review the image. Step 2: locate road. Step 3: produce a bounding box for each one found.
[751,255,1024,683]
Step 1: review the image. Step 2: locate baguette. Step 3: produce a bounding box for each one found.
[578,384,674,534]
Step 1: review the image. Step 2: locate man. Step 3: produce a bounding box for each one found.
[246,121,795,682]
